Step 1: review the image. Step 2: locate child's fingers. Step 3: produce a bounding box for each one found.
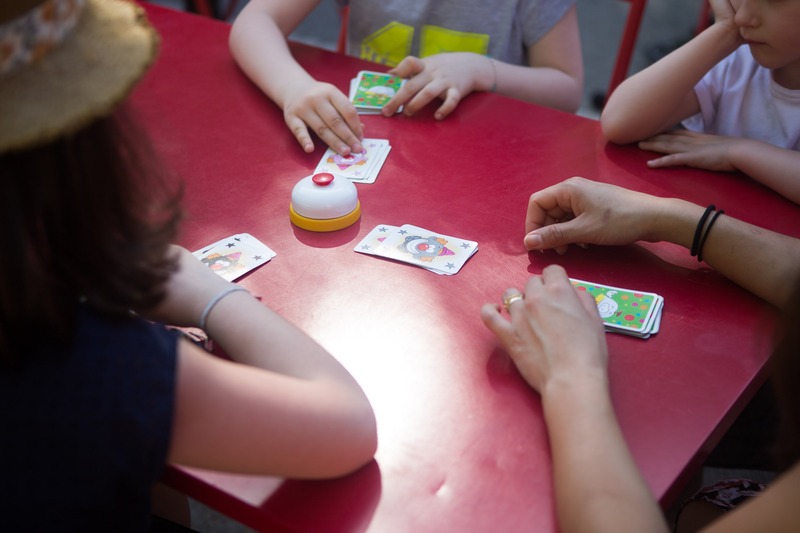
[434,87,461,120]
[285,115,315,153]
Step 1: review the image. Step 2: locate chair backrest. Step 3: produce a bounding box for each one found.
[607,0,712,101]
[336,4,349,54]
[607,0,647,100]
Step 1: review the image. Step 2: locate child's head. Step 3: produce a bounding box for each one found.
[731,0,800,80]
[0,0,181,365]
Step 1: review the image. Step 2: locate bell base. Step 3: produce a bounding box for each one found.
[289,202,361,232]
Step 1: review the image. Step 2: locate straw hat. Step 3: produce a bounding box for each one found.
[0,0,158,154]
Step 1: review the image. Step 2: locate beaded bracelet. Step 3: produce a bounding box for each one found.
[487,56,497,93]
[199,286,249,331]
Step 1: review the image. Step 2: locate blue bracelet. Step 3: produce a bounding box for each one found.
[199,286,249,331]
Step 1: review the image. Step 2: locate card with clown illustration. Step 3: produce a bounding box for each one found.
[192,233,276,282]
[314,138,390,183]
[371,224,478,275]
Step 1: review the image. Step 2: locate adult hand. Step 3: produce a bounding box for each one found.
[524,177,665,253]
[282,79,364,156]
[141,245,234,328]
[480,265,608,393]
[383,53,488,120]
[639,130,740,172]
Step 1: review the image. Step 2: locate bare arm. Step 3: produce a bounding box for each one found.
[730,139,800,205]
[143,247,377,478]
[638,132,800,205]
[481,267,669,533]
[382,6,583,118]
[601,0,743,144]
[523,177,800,308]
[229,0,364,155]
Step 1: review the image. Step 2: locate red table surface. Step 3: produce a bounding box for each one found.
[133,4,800,532]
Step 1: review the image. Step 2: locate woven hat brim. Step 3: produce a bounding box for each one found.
[0,0,159,154]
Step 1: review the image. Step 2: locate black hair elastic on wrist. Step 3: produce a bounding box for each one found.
[697,209,724,262]
[690,205,715,258]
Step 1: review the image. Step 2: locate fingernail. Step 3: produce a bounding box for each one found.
[353,142,364,153]
[339,145,350,155]
[524,234,542,250]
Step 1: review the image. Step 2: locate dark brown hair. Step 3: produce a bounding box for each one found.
[0,105,182,366]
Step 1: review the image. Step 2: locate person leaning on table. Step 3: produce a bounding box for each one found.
[482,177,800,532]
[0,1,376,531]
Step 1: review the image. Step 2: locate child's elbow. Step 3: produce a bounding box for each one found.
[600,111,637,145]
[326,405,378,477]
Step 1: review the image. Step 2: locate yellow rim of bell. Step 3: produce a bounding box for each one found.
[289,202,361,232]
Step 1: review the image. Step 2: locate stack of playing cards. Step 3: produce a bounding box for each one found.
[355,224,478,275]
[314,138,391,184]
[192,233,276,282]
[570,279,664,339]
[349,70,405,115]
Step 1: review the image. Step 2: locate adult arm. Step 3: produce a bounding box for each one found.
[481,266,670,533]
[143,247,377,478]
[523,177,800,308]
[382,6,583,118]
[601,0,742,144]
[229,0,364,155]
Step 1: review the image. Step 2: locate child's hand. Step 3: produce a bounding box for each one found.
[383,53,486,120]
[639,130,740,172]
[282,80,364,156]
[480,265,609,394]
[710,0,742,43]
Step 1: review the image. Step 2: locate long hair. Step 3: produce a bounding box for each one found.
[0,106,183,366]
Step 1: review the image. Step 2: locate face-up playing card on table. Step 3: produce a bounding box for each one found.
[353,224,400,255]
[192,233,276,282]
[314,139,390,183]
[349,71,405,114]
[371,224,478,275]
[570,279,664,338]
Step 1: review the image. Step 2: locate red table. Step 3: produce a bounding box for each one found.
[133,4,800,532]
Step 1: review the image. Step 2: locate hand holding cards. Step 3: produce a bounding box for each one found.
[193,233,276,282]
[570,279,664,339]
[349,71,405,114]
[355,224,478,275]
[315,138,391,184]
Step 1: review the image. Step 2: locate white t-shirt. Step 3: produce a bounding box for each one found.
[682,46,800,151]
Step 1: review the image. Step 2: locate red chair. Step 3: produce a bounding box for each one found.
[604,0,713,104]
[188,0,215,18]
[607,0,647,100]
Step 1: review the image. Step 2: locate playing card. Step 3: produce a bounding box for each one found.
[353,224,399,255]
[570,279,663,338]
[350,71,405,113]
[192,233,276,282]
[372,224,478,275]
[314,138,390,183]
